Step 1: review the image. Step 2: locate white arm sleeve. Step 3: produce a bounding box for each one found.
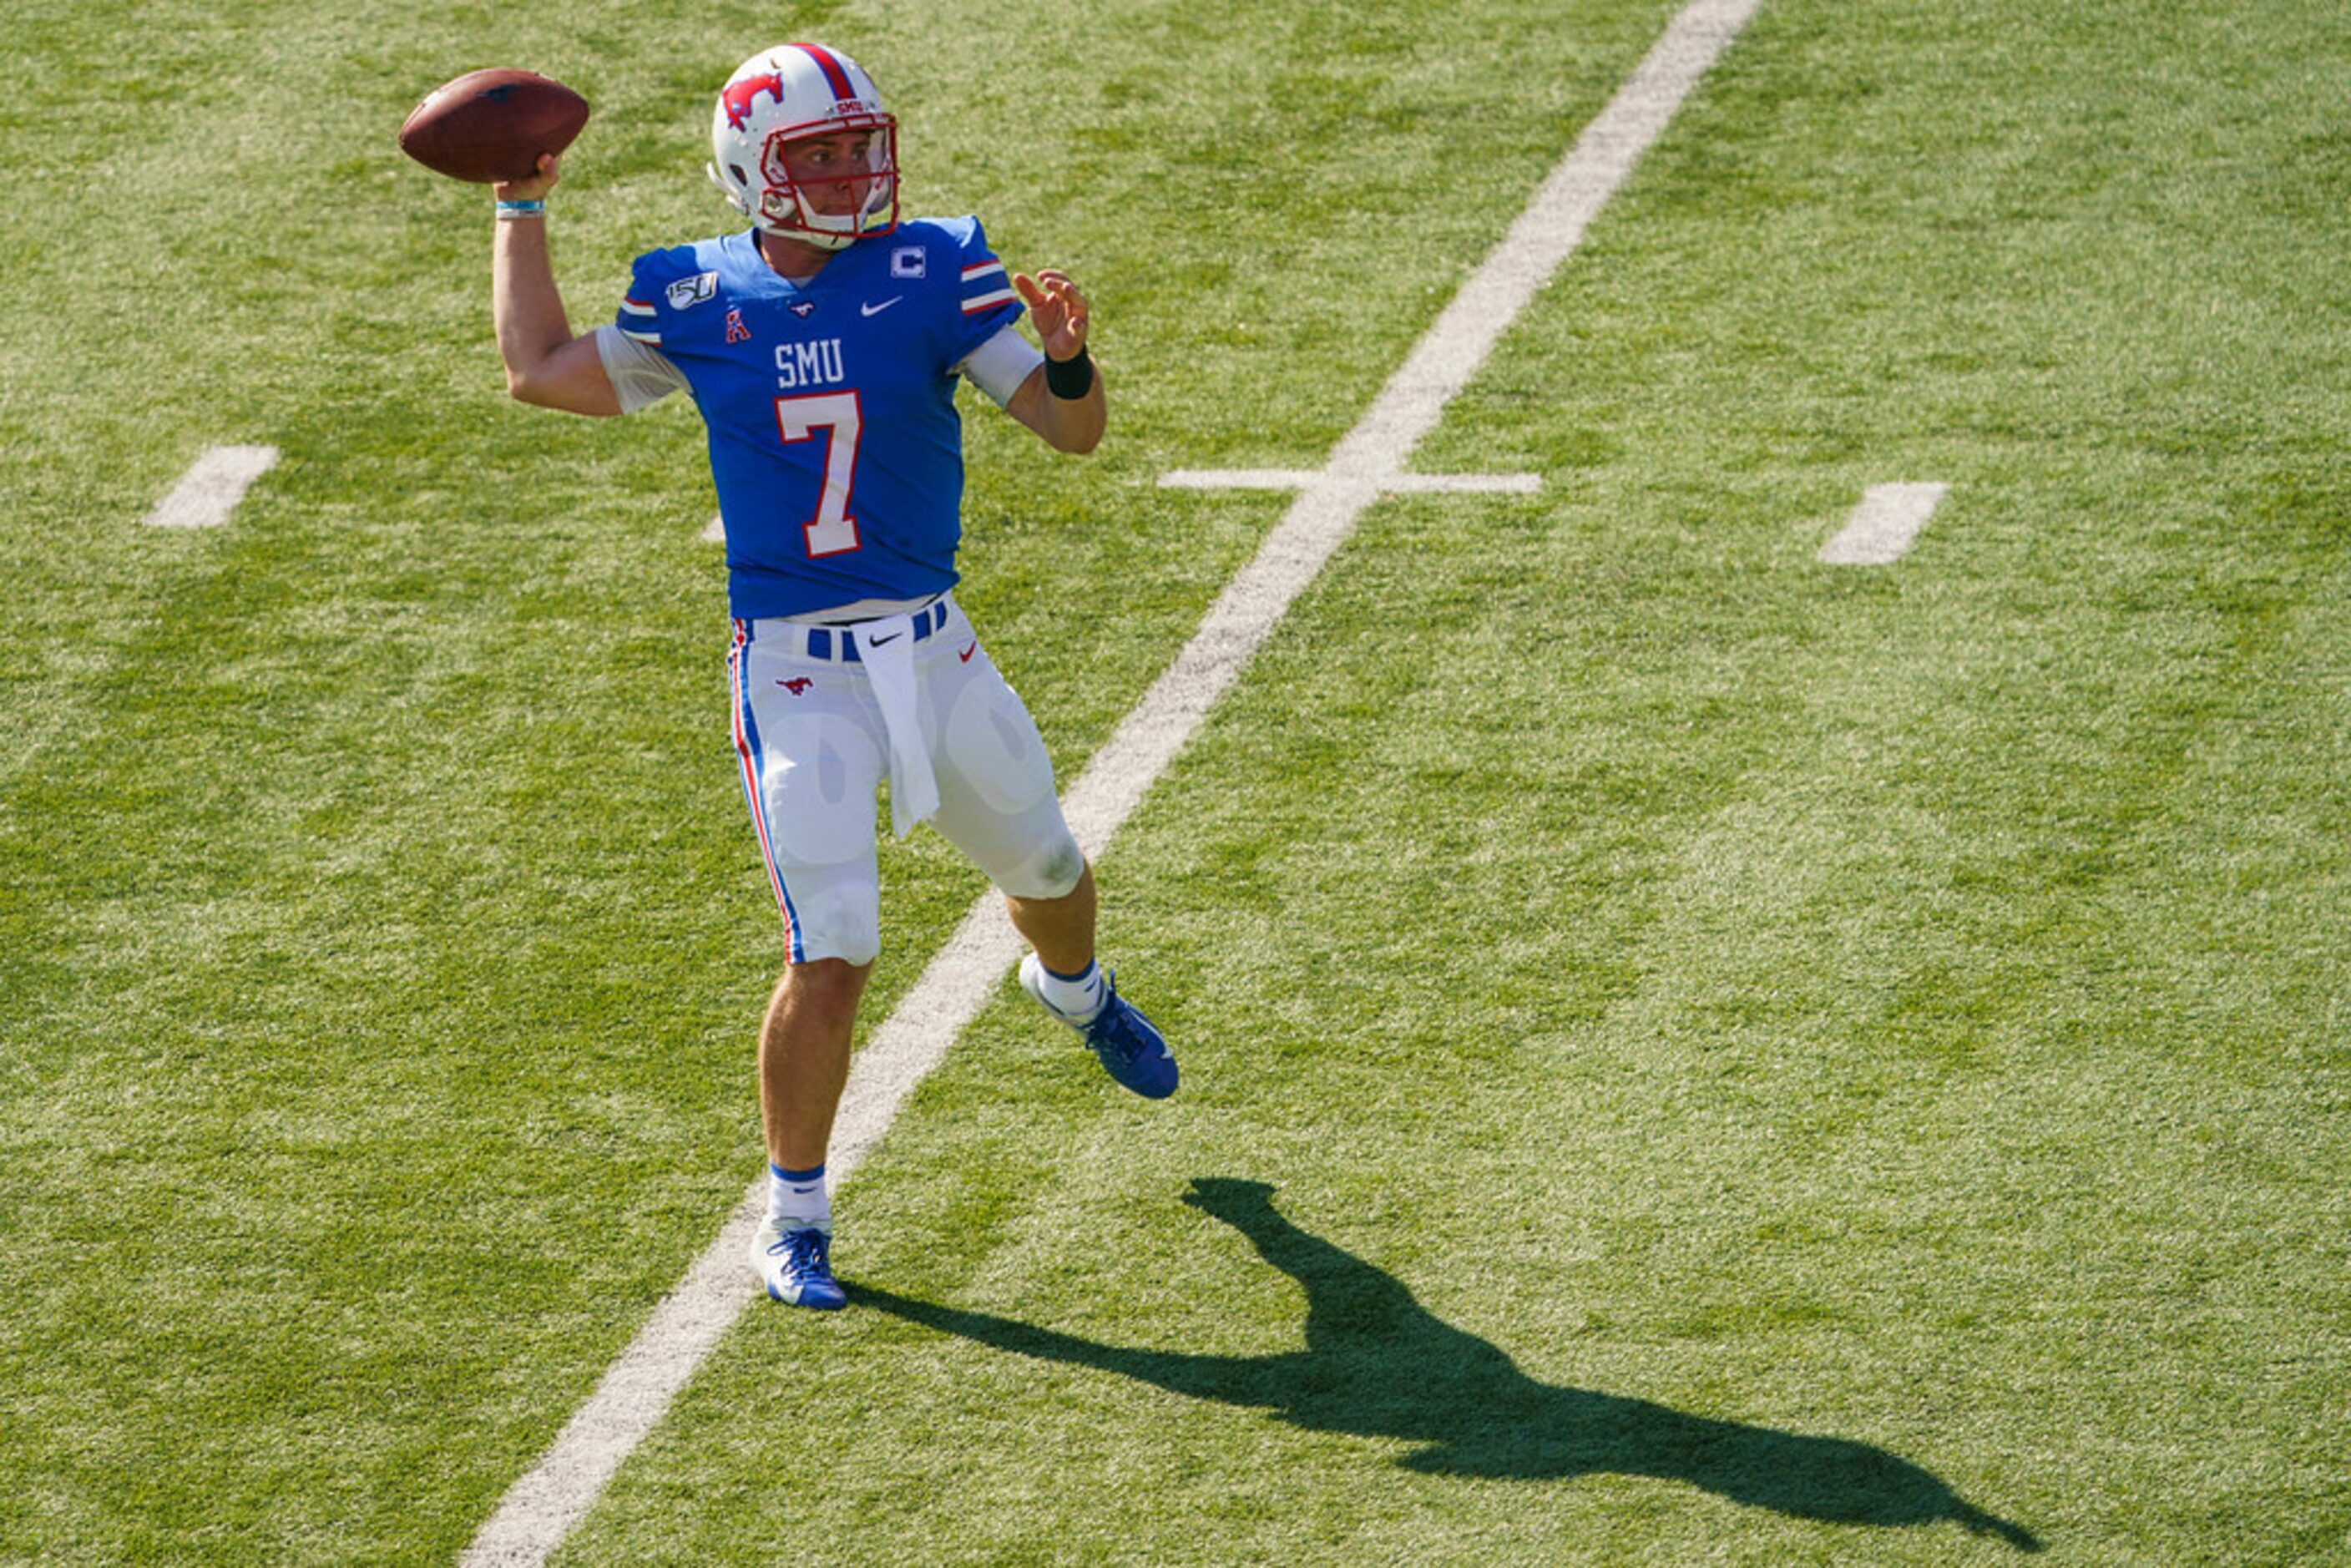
[594,324,690,413]
[955,323,1047,409]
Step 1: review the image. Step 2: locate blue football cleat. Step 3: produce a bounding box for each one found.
[1020,955,1179,1100]
[753,1221,847,1310]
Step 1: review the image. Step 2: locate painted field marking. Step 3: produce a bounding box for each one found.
[143,445,279,529]
[702,513,725,544]
[1820,481,1948,564]
[461,2,1762,1561]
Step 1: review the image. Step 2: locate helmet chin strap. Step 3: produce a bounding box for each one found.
[766,224,857,254]
[765,181,882,250]
[710,154,894,252]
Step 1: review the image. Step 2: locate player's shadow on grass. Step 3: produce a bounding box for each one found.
[854,1177,2040,1551]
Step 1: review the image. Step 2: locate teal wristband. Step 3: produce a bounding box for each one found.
[495,199,545,221]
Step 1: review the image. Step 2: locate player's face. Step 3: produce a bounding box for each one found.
[777,130,878,214]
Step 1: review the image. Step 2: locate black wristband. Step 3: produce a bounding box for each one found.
[1044,346,1095,400]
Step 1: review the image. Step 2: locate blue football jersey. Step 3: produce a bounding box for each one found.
[616,217,1024,618]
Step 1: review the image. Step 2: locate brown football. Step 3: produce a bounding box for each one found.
[398,68,589,185]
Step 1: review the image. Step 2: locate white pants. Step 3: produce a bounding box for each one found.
[727,595,1086,964]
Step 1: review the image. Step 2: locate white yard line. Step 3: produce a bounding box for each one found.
[1819,481,1949,564]
[460,3,1762,1560]
[142,446,279,529]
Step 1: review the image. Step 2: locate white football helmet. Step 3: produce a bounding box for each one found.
[708,43,899,250]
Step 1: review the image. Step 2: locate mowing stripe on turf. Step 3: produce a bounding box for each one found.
[1160,469,1545,494]
[459,3,1762,1560]
[1819,481,1949,564]
[142,445,279,529]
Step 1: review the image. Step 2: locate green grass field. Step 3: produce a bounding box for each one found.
[4,0,2347,1561]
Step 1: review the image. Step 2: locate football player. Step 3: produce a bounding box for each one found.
[484,42,1176,1311]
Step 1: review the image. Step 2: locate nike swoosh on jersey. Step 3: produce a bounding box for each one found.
[861,296,903,316]
[867,631,903,645]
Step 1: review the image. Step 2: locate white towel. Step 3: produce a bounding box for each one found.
[852,615,940,839]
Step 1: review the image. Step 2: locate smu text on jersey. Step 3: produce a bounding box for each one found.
[776,340,847,390]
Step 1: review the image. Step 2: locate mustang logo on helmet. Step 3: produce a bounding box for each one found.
[720,71,788,133]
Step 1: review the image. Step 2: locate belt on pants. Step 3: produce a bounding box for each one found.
[781,598,951,664]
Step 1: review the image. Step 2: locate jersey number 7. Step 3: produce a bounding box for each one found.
[773,391,862,557]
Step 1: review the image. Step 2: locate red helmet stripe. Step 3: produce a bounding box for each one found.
[791,42,860,104]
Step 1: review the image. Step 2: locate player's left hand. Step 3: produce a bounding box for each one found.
[1015,270,1090,362]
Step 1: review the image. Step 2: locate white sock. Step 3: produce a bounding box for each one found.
[767,1162,831,1235]
[1034,958,1107,1022]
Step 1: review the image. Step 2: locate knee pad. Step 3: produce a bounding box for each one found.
[997,830,1087,903]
